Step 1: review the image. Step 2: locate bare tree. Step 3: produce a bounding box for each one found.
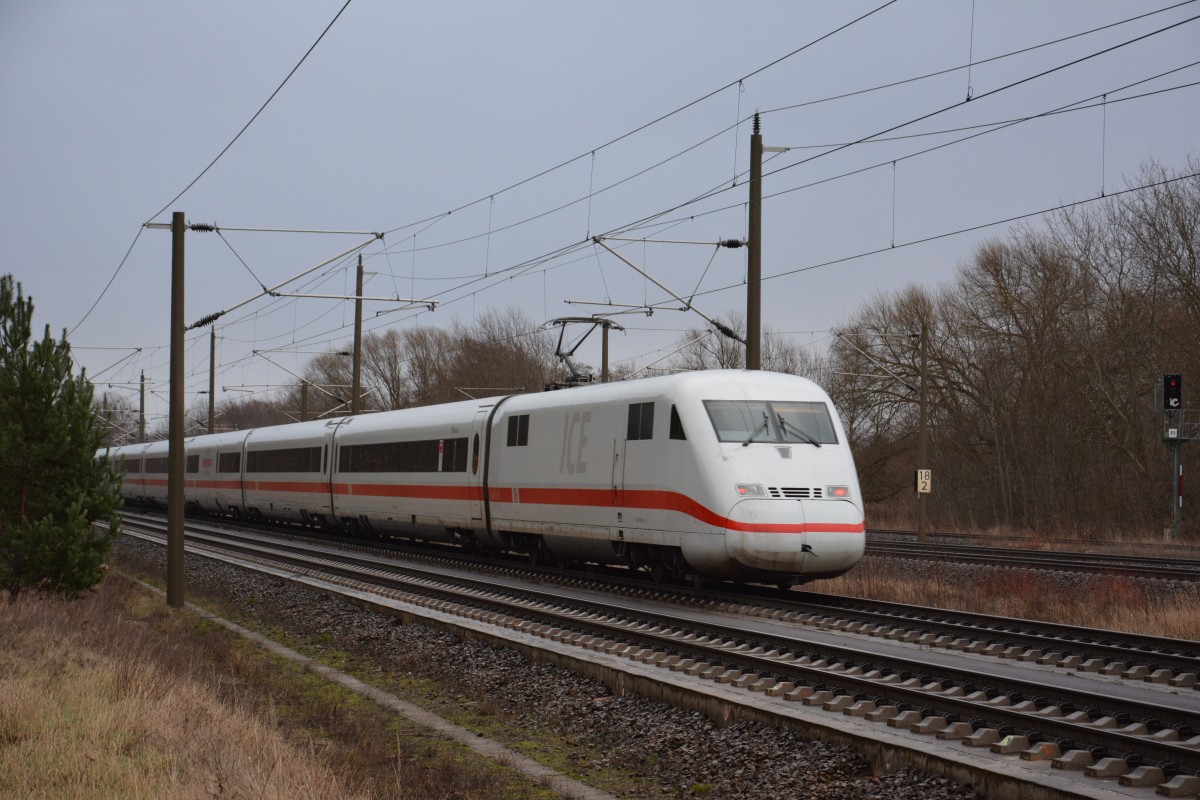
[666,312,815,375]
[438,308,555,401]
[93,391,139,446]
[824,161,1200,536]
[397,326,454,407]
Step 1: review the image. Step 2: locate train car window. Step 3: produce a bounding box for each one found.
[627,402,654,440]
[218,452,241,473]
[446,438,469,472]
[472,433,480,474]
[703,400,837,445]
[339,438,469,473]
[246,446,323,473]
[773,401,838,445]
[186,455,200,473]
[144,456,168,473]
[704,400,773,442]
[125,458,142,474]
[669,405,687,441]
[506,414,529,447]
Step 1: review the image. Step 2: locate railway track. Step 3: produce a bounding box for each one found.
[122,510,1200,681]
[866,534,1200,582]
[117,511,1200,798]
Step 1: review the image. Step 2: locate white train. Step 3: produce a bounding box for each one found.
[104,370,865,584]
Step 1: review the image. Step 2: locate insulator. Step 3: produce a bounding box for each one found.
[718,239,746,248]
[713,322,744,343]
[189,311,223,329]
[190,222,216,233]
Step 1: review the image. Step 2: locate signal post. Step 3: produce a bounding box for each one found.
[1163,374,1190,540]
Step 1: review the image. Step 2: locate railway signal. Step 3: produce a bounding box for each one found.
[1160,373,1187,542]
[1164,373,1182,410]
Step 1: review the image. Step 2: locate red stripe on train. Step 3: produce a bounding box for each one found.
[125,479,863,535]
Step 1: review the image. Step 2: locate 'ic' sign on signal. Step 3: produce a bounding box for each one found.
[1164,373,1182,410]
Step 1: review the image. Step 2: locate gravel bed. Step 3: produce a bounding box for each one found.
[115,537,984,800]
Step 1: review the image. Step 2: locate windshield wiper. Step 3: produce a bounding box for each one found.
[777,414,821,447]
[741,413,770,447]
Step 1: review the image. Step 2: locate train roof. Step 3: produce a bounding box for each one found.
[101,371,831,453]
[501,369,829,412]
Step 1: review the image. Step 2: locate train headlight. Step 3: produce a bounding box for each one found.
[736,483,766,497]
[826,485,850,499]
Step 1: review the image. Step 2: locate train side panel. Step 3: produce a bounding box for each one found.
[140,440,170,506]
[331,399,485,542]
[488,370,864,580]
[116,442,152,504]
[184,430,252,514]
[241,419,339,524]
[487,382,723,568]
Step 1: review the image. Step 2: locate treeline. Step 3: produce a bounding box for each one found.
[262,307,556,421]
[89,308,562,440]
[819,162,1198,537]
[658,162,1197,536]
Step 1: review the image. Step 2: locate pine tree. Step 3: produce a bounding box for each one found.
[0,275,122,599]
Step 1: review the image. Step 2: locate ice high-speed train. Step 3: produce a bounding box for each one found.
[104,370,865,584]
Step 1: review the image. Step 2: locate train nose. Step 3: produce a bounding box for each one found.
[723,498,808,573]
[724,498,866,576]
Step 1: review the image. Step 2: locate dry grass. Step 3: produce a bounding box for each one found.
[865,500,1199,550]
[0,577,554,800]
[820,557,1200,640]
[0,588,367,799]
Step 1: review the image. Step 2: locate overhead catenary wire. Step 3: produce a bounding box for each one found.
[98,9,1195,371]
[761,0,1198,116]
[695,170,1200,304]
[70,1,355,337]
[613,63,1200,240]
[146,1,355,221]
[105,4,1200,407]
[601,14,1200,246]
[188,233,383,329]
[74,0,1187,344]
[122,142,1194,407]
[754,13,1200,185]
[147,167,1200,413]
[377,0,900,242]
[190,137,1197,390]
[327,6,1200,280]
[340,3,1200,267]
[768,73,1200,149]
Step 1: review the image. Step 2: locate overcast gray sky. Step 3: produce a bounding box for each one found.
[2,1,1197,426]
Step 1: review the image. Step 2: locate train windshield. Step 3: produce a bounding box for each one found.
[703,400,838,445]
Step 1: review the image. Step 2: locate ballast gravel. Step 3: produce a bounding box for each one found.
[115,538,984,799]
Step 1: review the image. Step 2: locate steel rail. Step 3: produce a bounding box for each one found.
[118,515,1200,777]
